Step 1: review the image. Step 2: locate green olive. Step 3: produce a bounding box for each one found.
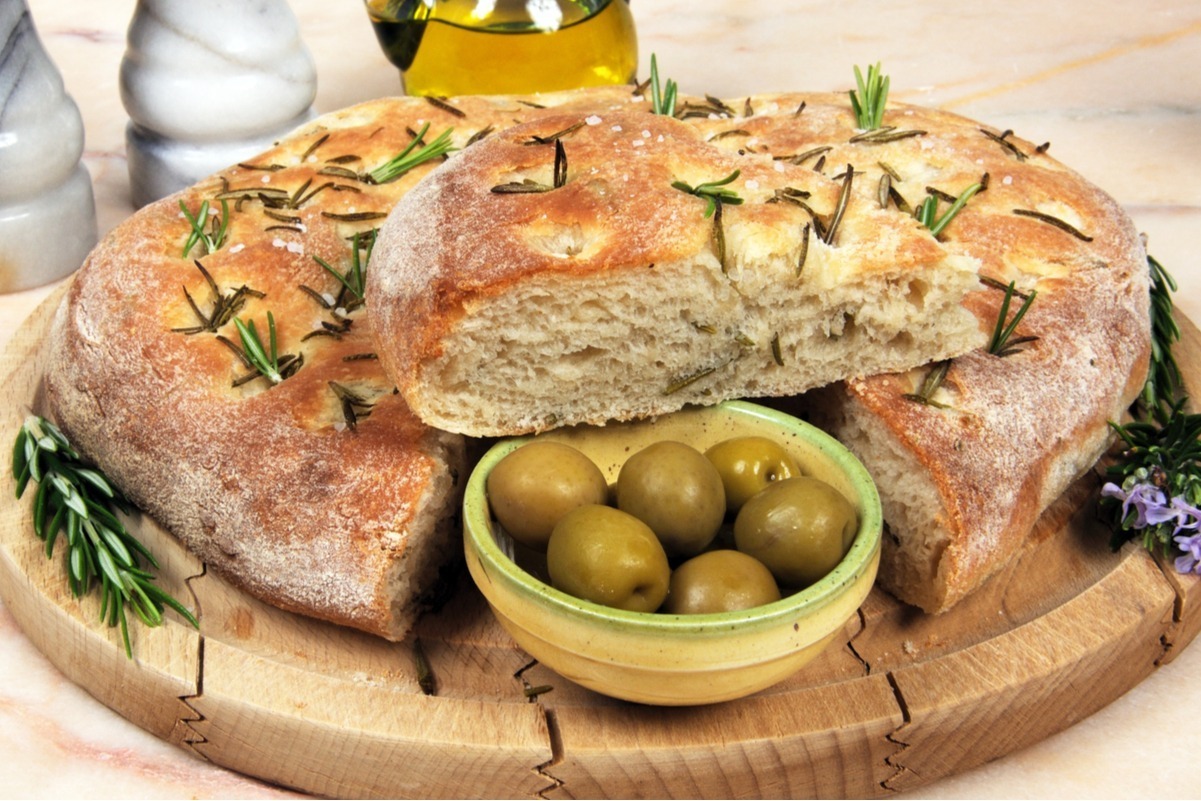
[704,436,803,512]
[546,505,670,612]
[664,550,781,614]
[615,440,726,558]
[486,440,608,551]
[733,476,858,587]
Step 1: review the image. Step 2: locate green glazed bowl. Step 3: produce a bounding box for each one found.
[462,400,882,706]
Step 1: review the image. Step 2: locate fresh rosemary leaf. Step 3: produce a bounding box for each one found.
[649,53,678,117]
[915,180,984,238]
[1140,254,1184,415]
[11,416,198,658]
[849,63,889,131]
[179,198,231,258]
[672,170,743,218]
[232,312,302,386]
[312,230,375,308]
[369,123,456,184]
[986,280,1038,356]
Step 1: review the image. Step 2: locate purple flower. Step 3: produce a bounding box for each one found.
[1101,481,1173,528]
[1174,532,1201,575]
[1104,481,1201,575]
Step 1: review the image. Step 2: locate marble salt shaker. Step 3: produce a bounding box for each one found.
[120,0,317,208]
[0,1,98,293]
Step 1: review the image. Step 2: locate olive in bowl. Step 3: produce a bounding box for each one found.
[463,400,882,706]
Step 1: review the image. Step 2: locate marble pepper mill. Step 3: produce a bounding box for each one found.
[0,1,98,293]
[120,0,317,208]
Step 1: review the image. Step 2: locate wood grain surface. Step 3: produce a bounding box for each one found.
[2,286,1199,799]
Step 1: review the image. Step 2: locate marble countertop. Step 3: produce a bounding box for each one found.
[2,0,1199,797]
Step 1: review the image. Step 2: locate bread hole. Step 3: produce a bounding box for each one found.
[562,344,606,364]
[827,310,858,339]
[906,279,930,309]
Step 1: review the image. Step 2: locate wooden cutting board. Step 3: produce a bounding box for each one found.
[3,286,1199,799]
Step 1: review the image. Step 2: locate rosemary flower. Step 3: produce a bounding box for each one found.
[1101,473,1201,573]
[1175,532,1201,574]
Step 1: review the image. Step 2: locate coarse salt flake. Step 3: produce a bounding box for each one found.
[261,175,271,184]
[286,242,304,254]
[585,115,602,125]
[272,238,287,249]
[1003,175,1014,185]
[229,243,245,254]
[632,139,645,147]
[611,124,623,132]
[745,179,760,190]
[641,130,651,138]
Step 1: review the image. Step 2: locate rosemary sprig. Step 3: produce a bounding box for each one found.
[230,312,302,385]
[986,280,1039,356]
[312,230,376,311]
[649,53,678,117]
[179,198,231,258]
[172,261,265,335]
[915,179,984,238]
[672,170,743,218]
[849,63,889,131]
[11,416,198,657]
[369,123,456,184]
[1102,399,1201,556]
[1140,254,1184,416]
[1100,255,1201,572]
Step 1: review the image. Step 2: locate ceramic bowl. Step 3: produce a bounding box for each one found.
[462,400,882,706]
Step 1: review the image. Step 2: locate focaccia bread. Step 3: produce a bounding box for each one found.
[369,106,988,437]
[368,91,1150,612]
[44,83,1150,634]
[42,88,637,639]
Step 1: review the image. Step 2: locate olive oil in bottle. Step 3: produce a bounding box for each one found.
[365,0,637,97]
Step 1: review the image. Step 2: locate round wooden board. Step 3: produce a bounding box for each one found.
[3,287,1200,799]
